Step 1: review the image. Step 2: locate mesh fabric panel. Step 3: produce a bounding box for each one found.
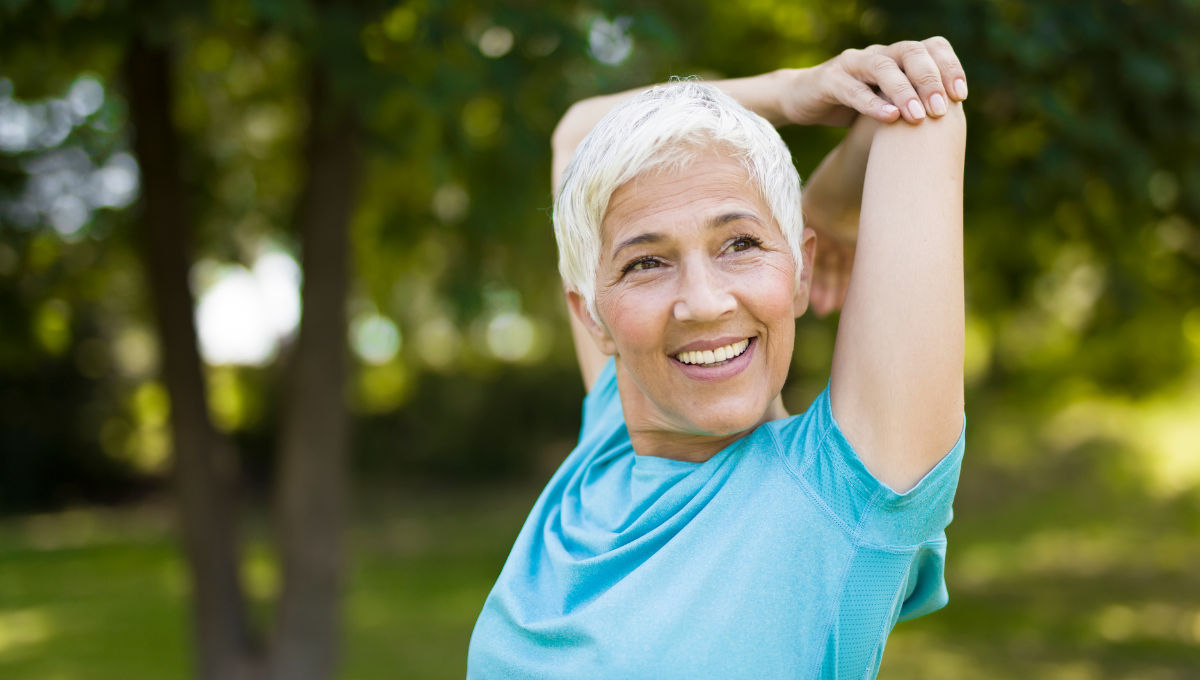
[818,547,913,680]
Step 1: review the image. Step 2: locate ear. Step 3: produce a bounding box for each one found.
[793,227,818,318]
[565,287,619,356]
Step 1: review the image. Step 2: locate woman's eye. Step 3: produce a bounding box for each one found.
[628,258,661,271]
[727,238,758,253]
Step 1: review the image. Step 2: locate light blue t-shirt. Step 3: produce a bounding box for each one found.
[468,358,965,679]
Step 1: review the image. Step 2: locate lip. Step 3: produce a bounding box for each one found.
[670,335,752,354]
[671,337,757,382]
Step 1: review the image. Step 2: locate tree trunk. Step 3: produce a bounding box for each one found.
[124,38,253,680]
[267,68,359,680]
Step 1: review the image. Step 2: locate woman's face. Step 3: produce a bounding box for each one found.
[572,152,815,438]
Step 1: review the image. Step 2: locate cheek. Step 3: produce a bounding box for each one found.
[736,254,797,320]
[736,257,797,386]
[597,285,671,355]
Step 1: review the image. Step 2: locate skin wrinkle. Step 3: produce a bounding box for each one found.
[593,141,787,284]
[571,153,816,463]
[612,212,765,258]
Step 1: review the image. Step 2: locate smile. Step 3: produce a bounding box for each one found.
[673,338,751,367]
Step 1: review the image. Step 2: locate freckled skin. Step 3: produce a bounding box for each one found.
[569,153,817,462]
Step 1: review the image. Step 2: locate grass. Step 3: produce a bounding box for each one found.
[0,486,538,680]
[0,516,190,680]
[2,451,1200,680]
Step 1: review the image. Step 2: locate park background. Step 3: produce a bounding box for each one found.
[2,0,1200,678]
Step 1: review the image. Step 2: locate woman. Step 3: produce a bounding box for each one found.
[469,37,968,679]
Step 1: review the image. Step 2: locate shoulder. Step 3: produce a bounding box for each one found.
[760,384,841,476]
[764,383,966,546]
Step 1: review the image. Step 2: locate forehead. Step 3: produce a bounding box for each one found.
[601,153,771,248]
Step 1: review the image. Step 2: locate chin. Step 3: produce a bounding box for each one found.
[683,398,772,437]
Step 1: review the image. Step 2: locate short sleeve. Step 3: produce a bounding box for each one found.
[578,357,622,444]
[776,385,964,679]
[770,383,965,548]
[896,542,950,621]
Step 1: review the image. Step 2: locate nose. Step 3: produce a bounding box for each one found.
[672,258,737,322]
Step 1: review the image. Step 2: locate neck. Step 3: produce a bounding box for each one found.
[615,358,789,463]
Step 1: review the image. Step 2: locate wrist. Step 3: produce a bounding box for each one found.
[771,68,809,127]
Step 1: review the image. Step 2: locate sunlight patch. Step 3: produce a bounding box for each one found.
[0,608,54,654]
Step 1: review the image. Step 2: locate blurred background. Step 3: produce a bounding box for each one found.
[1,0,1199,678]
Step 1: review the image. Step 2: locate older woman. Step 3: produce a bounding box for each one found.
[469,38,968,679]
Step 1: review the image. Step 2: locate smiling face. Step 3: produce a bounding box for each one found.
[568,151,817,452]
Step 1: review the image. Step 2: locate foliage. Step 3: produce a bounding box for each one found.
[0,0,1198,673]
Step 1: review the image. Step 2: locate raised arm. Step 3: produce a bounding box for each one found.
[552,72,791,198]
[552,71,808,389]
[553,39,970,391]
[830,103,967,493]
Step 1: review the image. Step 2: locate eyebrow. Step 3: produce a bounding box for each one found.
[612,212,764,256]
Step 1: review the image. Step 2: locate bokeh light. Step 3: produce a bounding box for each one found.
[4,4,1200,679]
[0,75,138,238]
[588,16,634,66]
[351,312,402,365]
[486,312,537,362]
[193,249,302,366]
[478,26,514,58]
[415,316,461,368]
[431,183,469,224]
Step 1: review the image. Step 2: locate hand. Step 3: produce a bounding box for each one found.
[801,114,879,316]
[808,234,855,317]
[781,37,968,127]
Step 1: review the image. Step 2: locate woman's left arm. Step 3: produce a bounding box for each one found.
[829,103,967,493]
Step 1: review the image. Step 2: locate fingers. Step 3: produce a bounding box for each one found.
[880,40,951,119]
[808,239,854,317]
[829,37,968,126]
[922,36,969,102]
[831,254,850,310]
[853,47,927,123]
[825,242,851,313]
[809,259,836,316]
[808,238,832,316]
[828,68,901,123]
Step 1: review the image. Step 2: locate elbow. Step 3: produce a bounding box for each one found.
[875,101,966,156]
[941,105,968,161]
[942,101,967,136]
[929,101,967,143]
[917,101,966,142]
[551,101,588,157]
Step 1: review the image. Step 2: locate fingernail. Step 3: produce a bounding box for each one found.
[930,93,947,116]
[954,78,968,99]
[906,99,925,120]
[882,104,898,116]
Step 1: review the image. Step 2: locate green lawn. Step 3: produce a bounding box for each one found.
[2,470,1199,680]
[0,487,536,680]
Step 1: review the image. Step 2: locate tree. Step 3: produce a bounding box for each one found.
[3,0,1199,677]
[268,60,358,680]
[123,11,363,680]
[124,34,254,679]
[0,0,365,676]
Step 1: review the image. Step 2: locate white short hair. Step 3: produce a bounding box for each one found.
[554,79,804,321]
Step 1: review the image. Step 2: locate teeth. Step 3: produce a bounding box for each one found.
[675,339,750,366]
